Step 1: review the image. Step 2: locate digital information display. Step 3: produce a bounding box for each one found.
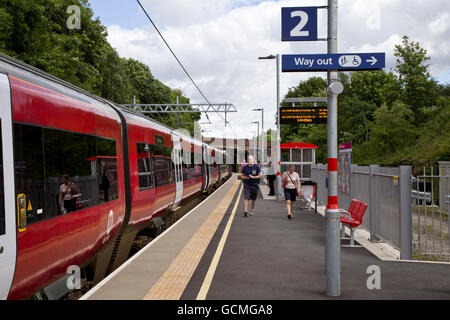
[280,107,327,124]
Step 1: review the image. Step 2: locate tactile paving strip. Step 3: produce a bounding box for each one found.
[143,180,241,300]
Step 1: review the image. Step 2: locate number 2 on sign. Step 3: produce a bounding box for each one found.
[290,11,309,37]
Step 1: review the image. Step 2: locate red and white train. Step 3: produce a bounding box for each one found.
[0,53,232,300]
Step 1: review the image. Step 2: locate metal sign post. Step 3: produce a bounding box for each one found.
[280,0,386,297]
[276,54,282,201]
[325,0,341,297]
[257,55,282,200]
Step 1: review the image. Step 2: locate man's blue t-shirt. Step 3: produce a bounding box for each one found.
[241,165,261,187]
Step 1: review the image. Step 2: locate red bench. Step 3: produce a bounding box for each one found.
[340,199,368,246]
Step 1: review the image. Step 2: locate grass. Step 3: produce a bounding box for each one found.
[412,250,447,262]
[412,206,449,220]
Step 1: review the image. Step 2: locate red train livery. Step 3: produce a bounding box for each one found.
[0,53,232,300]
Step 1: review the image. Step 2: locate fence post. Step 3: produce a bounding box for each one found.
[350,164,357,202]
[369,165,380,241]
[399,166,412,260]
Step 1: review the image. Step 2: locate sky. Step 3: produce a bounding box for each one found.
[88,0,450,139]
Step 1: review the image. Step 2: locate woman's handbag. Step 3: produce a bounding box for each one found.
[281,173,287,188]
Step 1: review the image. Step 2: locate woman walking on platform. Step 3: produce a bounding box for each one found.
[282,165,301,220]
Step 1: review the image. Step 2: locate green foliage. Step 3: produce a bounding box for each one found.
[281,36,450,167]
[369,102,417,157]
[394,36,439,122]
[0,0,198,130]
[284,76,327,99]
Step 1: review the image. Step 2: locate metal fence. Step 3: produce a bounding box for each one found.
[412,163,450,259]
[312,164,413,259]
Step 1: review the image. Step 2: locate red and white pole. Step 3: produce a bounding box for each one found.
[325,0,341,297]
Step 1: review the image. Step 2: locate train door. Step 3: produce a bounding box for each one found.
[172,135,183,209]
[0,74,17,300]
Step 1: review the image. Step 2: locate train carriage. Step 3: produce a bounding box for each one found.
[0,53,229,300]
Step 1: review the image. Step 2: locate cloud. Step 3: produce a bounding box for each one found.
[104,0,450,139]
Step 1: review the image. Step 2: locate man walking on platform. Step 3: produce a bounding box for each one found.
[239,155,261,217]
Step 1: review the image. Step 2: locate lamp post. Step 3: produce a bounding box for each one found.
[251,121,260,162]
[253,108,264,163]
[258,54,281,200]
[251,131,256,158]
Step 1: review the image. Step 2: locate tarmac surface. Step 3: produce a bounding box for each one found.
[183,183,450,300]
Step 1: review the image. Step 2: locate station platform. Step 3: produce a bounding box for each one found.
[81,174,450,300]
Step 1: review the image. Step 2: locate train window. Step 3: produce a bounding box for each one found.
[155,135,164,145]
[0,121,5,236]
[137,142,173,189]
[182,148,195,180]
[13,123,118,225]
[187,148,202,178]
[192,151,203,178]
[137,143,154,190]
[153,145,173,187]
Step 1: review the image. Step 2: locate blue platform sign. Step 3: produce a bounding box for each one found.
[282,7,318,41]
[282,53,386,72]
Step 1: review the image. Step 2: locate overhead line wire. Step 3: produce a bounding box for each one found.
[137,0,237,134]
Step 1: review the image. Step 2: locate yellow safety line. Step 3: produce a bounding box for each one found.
[196,183,243,300]
[143,179,240,300]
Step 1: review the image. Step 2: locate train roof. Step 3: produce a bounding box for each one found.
[0,52,220,151]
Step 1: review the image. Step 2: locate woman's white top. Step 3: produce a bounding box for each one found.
[283,171,300,189]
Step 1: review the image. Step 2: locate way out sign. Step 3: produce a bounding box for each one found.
[282,53,386,72]
[282,7,318,41]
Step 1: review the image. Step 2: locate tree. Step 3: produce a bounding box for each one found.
[337,70,401,145]
[0,0,201,132]
[394,36,438,123]
[369,101,417,161]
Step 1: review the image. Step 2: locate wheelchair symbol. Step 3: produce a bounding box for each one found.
[338,55,362,68]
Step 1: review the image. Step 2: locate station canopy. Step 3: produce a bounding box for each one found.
[280,143,318,149]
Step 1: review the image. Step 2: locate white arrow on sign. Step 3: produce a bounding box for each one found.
[366,56,378,66]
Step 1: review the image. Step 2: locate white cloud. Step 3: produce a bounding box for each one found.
[428,12,449,35]
[105,0,450,139]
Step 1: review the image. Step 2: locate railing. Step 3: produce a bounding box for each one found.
[412,165,450,259]
[312,164,412,259]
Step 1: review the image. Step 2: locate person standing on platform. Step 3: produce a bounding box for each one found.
[265,157,276,196]
[282,165,301,220]
[239,155,261,217]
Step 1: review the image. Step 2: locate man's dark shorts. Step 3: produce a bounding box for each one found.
[244,184,259,200]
